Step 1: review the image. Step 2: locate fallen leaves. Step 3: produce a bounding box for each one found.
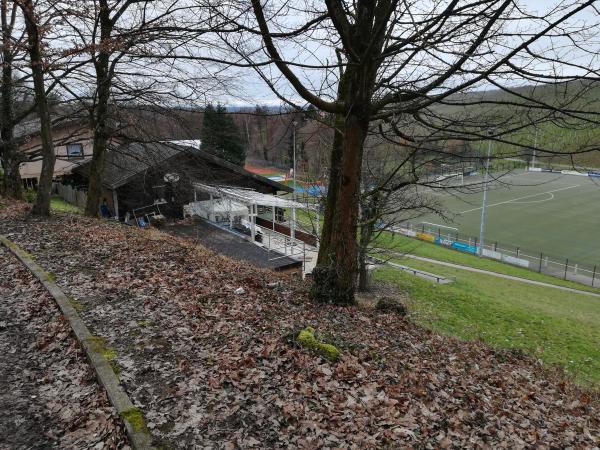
[0,245,128,449]
[0,201,598,449]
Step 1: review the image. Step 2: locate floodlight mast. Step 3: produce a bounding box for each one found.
[292,121,298,240]
[478,128,495,256]
[292,121,297,202]
[531,126,538,170]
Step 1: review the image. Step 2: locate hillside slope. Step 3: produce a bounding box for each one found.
[0,200,598,448]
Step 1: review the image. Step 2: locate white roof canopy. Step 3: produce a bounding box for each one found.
[193,183,305,209]
[193,199,248,215]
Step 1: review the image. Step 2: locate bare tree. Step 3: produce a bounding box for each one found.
[45,0,218,217]
[206,0,600,304]
[0,0,23,198]
[18,0,55,215]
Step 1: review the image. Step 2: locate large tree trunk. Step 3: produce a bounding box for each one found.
[84,110,109,216]
[84,60,110,217]
[84,0,111,217]
[0,143,22,198]
[0,80,23,199]
[1,0,23,199]
[20,0,55,216]
[311,111,369,305]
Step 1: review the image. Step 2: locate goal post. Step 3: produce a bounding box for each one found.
[434,172,464,188]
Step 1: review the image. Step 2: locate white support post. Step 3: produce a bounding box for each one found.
[272,206,275,230]
[291,207,296,241]
[251,203,256,241]
[229,198,233,228]
[112,190,119,220]
[194,187,197,202]
[210,194,215,221]
[315,208,319,247]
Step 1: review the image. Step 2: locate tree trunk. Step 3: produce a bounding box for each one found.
[84,0,111,217]
[84,114,109,217]
[20,0,55,216]
[1,0,23,199]
[0,144,22,198]
[311,111,369,305]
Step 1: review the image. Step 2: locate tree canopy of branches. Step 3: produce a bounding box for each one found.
[206,0,600,305]
[44,0,224,217]
[201,103,246,166]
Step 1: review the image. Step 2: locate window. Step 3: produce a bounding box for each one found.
[66,143,83,158]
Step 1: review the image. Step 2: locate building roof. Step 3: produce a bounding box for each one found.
[73,141,292,193]
[193,183,305,208]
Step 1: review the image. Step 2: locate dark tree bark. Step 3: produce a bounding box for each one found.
[19,0,54,216]
[0,0,22,199]
[311,108,369,304]
[84,0,112,217]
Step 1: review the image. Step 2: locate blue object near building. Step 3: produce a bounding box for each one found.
[434,237,454,247]
[451,241,478,254]
[294,184,327,196]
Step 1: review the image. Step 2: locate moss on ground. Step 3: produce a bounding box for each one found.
[86,335,120,375]
[44,271,56,282]
[297,327,341,362]
[120,407,146,432]
[68,297,85,312]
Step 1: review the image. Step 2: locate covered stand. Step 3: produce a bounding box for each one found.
[191,182,318,245]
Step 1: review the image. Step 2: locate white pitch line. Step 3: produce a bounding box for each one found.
[459,185,580,214]
[510,192,555,204]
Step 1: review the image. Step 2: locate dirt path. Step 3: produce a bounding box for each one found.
[0,246,127,449]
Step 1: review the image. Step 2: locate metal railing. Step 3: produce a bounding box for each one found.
[396,222,598,288]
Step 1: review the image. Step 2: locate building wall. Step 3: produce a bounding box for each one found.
[113,153,284,220]
[19,125,94,180]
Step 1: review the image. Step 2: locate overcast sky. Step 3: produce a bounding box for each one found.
[219,0,600,107]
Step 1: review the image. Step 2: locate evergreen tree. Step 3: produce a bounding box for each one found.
[201,103,246,166]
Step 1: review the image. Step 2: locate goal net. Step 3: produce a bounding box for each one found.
[434,172,464,187]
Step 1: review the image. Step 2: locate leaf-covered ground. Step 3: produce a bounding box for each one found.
[0,241,127,449]
[1,200,598,449]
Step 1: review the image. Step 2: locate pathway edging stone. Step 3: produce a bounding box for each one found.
[0,235,154,450]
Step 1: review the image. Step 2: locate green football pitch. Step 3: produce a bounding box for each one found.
[411,170,600,270]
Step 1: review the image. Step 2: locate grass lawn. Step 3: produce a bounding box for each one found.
[376,231,600,294]
[375,262,600,387]
[50,196,83,214]
[21,191,83,215]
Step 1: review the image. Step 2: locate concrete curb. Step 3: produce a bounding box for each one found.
[0,235,154,449]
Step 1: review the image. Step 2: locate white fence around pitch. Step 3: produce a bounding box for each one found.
[53,182,87,209]
[391,223,599,288]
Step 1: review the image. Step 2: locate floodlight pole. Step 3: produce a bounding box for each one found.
[291,121,297,240]
[292,121,297,202]
[532,126,538,170]
[478,128,495,256]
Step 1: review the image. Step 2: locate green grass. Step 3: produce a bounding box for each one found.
[24,190,83,214]
[50,196,83,214]
[375,232,600,294]
[375,263,600,387]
